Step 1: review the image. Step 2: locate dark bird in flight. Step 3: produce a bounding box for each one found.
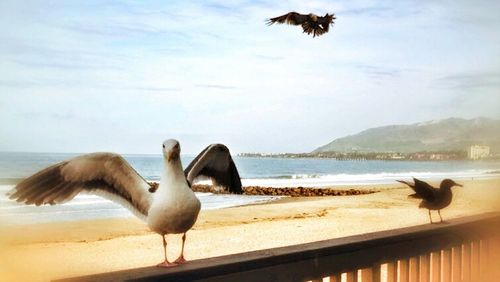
[397,178,462,224]
[267,12,336,37]
[8,140,242,267]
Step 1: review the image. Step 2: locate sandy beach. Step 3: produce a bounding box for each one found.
[1,178,499,281]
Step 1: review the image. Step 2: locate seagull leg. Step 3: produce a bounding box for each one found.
[174,233,188,264]
[438,210,444,223]
[428,210,433,224]
[157,235,177,268]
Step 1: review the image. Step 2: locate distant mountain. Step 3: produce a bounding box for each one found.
[313,117,500,153]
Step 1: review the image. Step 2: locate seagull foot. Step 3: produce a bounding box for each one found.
[174,256,188,264]
[156,261,178,268]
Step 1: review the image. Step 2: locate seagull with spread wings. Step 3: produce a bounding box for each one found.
[267,12,336,37]
[397,178,462,224]
[7,139,242,267]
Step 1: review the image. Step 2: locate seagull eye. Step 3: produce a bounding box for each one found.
[162,144,165,148]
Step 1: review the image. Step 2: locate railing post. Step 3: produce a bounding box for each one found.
[489,236,500,282]
[451,246,461,282]
[372,264,380,282]
[442,249,452,282]
[346,271,358,282]
[419,254,430,282]
[479,239,489,282]
[387,262,398,282]
[409,257,419,282]
[361,268,373,282]
[400,259,409,282]
[360,265,380,282]
[462,242,471,282]
[329,273,341,282]
[430,251,441,282]
[471,241,480,281]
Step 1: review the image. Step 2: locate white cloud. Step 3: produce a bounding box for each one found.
[1,0,499,154]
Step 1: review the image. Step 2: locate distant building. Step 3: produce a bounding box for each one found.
[468,145,490,160]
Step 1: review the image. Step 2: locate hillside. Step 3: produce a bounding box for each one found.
[313,118,500,153]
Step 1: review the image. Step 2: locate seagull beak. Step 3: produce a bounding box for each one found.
[455,183,463,187]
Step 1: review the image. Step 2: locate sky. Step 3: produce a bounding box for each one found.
[1,0,499,154]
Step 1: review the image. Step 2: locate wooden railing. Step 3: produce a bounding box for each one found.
[59,213,500,282]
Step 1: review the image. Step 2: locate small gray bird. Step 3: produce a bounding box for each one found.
[397,178,462,224]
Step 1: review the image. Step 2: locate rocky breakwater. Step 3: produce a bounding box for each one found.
[191,184,378,197]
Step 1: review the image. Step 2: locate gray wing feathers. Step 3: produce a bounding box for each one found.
[8,162,74,205]
[412,178,437,201]
[8,153,152,217]
[397,178,437,201]
[185,145,215,184]
[185,144,243,194]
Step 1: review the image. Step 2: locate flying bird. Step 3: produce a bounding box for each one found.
[7,139,242,267]
[397,178,462,224]
[267,12,336,37]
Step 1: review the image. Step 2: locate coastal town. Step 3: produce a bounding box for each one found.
[239,145,497,161]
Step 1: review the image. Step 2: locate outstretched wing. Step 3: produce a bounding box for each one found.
[7,153,153,220]
[185,144,243,194]
[411,178,437,201]
[397,179,418,198]
[267,12,309,26]
[397,178,436,200]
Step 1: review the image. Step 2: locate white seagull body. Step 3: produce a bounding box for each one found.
[7,139,242,267]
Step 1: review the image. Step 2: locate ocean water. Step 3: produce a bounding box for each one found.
[1,152,499,225]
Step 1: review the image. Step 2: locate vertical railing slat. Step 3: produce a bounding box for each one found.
[420,254,430,282]
[400,259,410,282]
[489,237,500,282]
[462,242,471,282]
[430,251,441,282]
[387,262,398,282]
[442,249,452,282]
[372,264,381,282]
[479,239,489,282]
[346,271,358,282]
[471,241,480,281]
[329,273,341,282]
[361,268,373,282]
[451,246,461,282]
[409,257,419,282]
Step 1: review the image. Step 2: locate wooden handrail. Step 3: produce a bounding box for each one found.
[57,212,500,282]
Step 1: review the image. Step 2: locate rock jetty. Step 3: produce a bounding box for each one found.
[191,184,377,197]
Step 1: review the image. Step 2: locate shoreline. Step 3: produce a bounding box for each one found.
[1,178,499,281]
